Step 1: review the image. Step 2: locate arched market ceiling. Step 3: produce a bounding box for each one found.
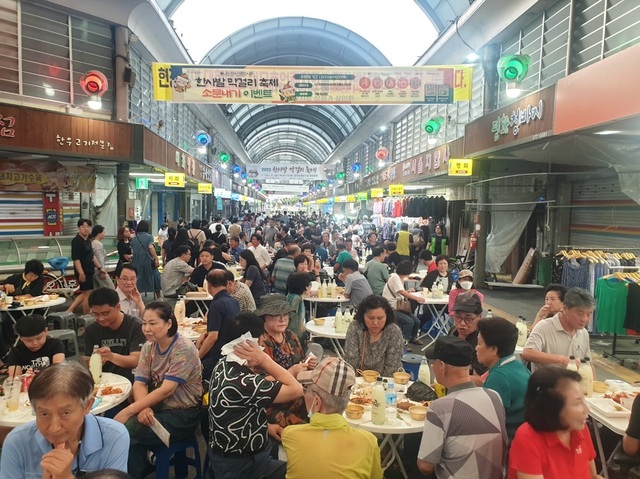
[199,17,391,165]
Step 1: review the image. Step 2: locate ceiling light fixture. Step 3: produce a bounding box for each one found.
[87,95,102,110]
[505,82,522,99]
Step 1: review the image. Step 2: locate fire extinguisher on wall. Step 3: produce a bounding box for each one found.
[470,232,477,249]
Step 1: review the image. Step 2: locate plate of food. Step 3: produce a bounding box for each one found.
[586,397,631,417]
[97,384,127,398]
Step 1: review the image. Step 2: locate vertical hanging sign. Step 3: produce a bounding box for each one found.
[43,191,62,236]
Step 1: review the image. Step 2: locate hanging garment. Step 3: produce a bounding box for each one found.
[623,282,640,333]
[594,278,628,335]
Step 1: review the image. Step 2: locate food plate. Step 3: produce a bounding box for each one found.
[97,384,127,398]
[587,397,631,417]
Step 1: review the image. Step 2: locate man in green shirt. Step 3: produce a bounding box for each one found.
[334,241,352,275]
[364,246,389,295]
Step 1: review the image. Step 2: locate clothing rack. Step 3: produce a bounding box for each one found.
[557,245,640,251]
[602,334,640,365]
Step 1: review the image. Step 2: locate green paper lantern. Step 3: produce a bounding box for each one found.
[424,117,444,135]
[218,152,230,163]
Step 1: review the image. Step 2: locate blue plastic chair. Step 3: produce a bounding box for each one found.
[150,437,203,479]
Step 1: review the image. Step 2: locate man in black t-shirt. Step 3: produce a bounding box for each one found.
[0,259,45,297]
[84,288,145,382]
[6,314,64,377]
[67,218,105,314]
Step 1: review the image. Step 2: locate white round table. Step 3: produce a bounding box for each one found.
[0,372,132,427]
[410,293,450,350]
[183,293,213,318]
[305,318,347,358]
[345,378,425,479]
[0,297,67,324]
[304,295,350,320]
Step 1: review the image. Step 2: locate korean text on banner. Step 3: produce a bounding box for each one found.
[246,163,329,182]
[389,184,404,196]
[448,159,473,176]
[152,63,473,105]
[371,188,384,198]
[198,183,213,194]
[165,173,185,187]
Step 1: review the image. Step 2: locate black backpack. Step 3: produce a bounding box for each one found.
[188,231,201,265]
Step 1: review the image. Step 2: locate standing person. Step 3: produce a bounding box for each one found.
[382,260,424,345]
[282,357,383,479]
[197,269,241,380]
[248,233,273,272]
[263,218,278,248]
[273,246,299,294]
[114,264,145,318]
[428,224,449,256]
[0,363,129,479]
[68,218,104,314]
[339,259,373,309]
[91,225,114,290]
[344,295,404,377]
[116,226,132,268]
[161,226,176,265]
[418,336,507,479]
[85,288,145,383]
[476,317,530,443]
[157,223,169,246]
[239,249,268,307]
[364,246,389,295]
[394,223,413,263]
[532,283,567,328]
[114,302,202,479]
[130,220,161,300]
[187,219,206,266]
[208,313,302,479]
[522,288,594,372]
[508,367,601,479]
[286,272,312,342]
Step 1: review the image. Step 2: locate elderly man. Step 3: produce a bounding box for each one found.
[263,218,279,248]
[225,269,256,313]
[272,245,299,295]
[339,259,372,309]
[282,357,383,479]
[114,264,145,318]
[418,336,506,479]
[449,290,489,384]
[248,233,272,271]
[522,287,594,372]
[160,245,194,300]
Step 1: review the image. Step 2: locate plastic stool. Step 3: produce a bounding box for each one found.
[150,437,203,479]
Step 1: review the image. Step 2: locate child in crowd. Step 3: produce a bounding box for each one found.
[6,314,65,377]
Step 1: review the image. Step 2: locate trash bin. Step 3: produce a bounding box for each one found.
[402,353,423,381]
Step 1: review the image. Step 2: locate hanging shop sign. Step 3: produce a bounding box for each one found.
[371,188,384,198]
[0,160,96,193]
[135,177,149,190]
[448,159,473,176]
[43,191,62,236]
[216,196,223,210]
[346,195,357,203]
[357,191,368,201]
[197,183,213,194]
[165,173,185,187]
[317,198,329,204]
[152,63,474,105]
[246,163,333,182]
[0,104,133,161]
[389,184,404,196]
[334,196,346,203]
[464,86,555,157]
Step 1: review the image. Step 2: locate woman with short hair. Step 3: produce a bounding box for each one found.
[382,260,424,345]
[508,367,602,479]
[0,362,129,478]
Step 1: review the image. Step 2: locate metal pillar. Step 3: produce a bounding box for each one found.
[116,163,129,228]
[475,160,490,287]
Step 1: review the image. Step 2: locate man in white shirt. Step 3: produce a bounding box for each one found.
[263,218,278,247]
[209,217,227,236]
[248,233,272,271]
[114,264,145,318]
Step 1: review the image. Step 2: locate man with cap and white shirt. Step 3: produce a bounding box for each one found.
[417,336,507,479]
[282,357,383,479]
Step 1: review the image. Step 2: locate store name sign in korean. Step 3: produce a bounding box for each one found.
[246,163,331,181]
[165,173,185,187]
[389,184,404,196]
[491,100,544,141]
[198,183,212,194]
[448,159,473,176]
[152,64,473,105]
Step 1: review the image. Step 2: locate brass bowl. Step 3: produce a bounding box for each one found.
[393,370,411,385]
[409,405,428,421]
[313,318,325,326]
[345,404,365,419]
[358,370,380,383]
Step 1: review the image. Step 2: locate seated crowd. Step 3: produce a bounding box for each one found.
[0,212,624,479]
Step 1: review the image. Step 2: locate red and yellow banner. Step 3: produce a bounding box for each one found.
[153,64,473,105]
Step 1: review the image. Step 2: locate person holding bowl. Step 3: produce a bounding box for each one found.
[344,295,404,377]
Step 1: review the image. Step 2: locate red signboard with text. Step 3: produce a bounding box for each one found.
[43,191,63,236]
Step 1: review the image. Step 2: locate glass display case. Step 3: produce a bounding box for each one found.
[0,236,120,277]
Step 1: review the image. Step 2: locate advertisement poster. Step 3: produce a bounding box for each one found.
[246,163,333,182]
[0,161,96,193]
[153,64,473,105]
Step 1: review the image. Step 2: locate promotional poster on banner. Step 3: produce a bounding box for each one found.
[152,64,473,105]
[246,163,334,182]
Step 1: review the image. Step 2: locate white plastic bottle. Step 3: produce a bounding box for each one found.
[566,355,578,371]
[330,279,337,298]
[174,298,186,323]
[89,345,102,383]
[516,317,528,347]
[320,280,328,299]
[335,309,343,333]
[579,358,594,397]
[371,377,387,425]
[418,358,431,385]
[486,309,493,319]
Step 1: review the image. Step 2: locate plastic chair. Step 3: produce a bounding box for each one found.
[47,329,80,362]
[150,437,203,479]
[307,342,323,362]
[610,446,640,476]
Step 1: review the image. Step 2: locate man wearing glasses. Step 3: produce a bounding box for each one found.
[84,287,145,384]
[114,263,145,318]
[450,290,489,385]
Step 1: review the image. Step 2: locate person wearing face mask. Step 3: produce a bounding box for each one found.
[448,269,484,315]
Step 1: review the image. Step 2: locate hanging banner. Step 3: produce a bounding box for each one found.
[152,63,473,105]
[246,163,332,181]
[389,184,404,196]
[371,188,384,198]
[346,195,357,203]
[197,183,213,194]
[165,173,185,187]
[448,159,473,176]
[0,160,96,193]
[357,191,368,201]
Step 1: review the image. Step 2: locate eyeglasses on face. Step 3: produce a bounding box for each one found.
[453,313,477,324]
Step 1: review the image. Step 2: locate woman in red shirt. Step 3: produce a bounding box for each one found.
[508,367,603,479]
